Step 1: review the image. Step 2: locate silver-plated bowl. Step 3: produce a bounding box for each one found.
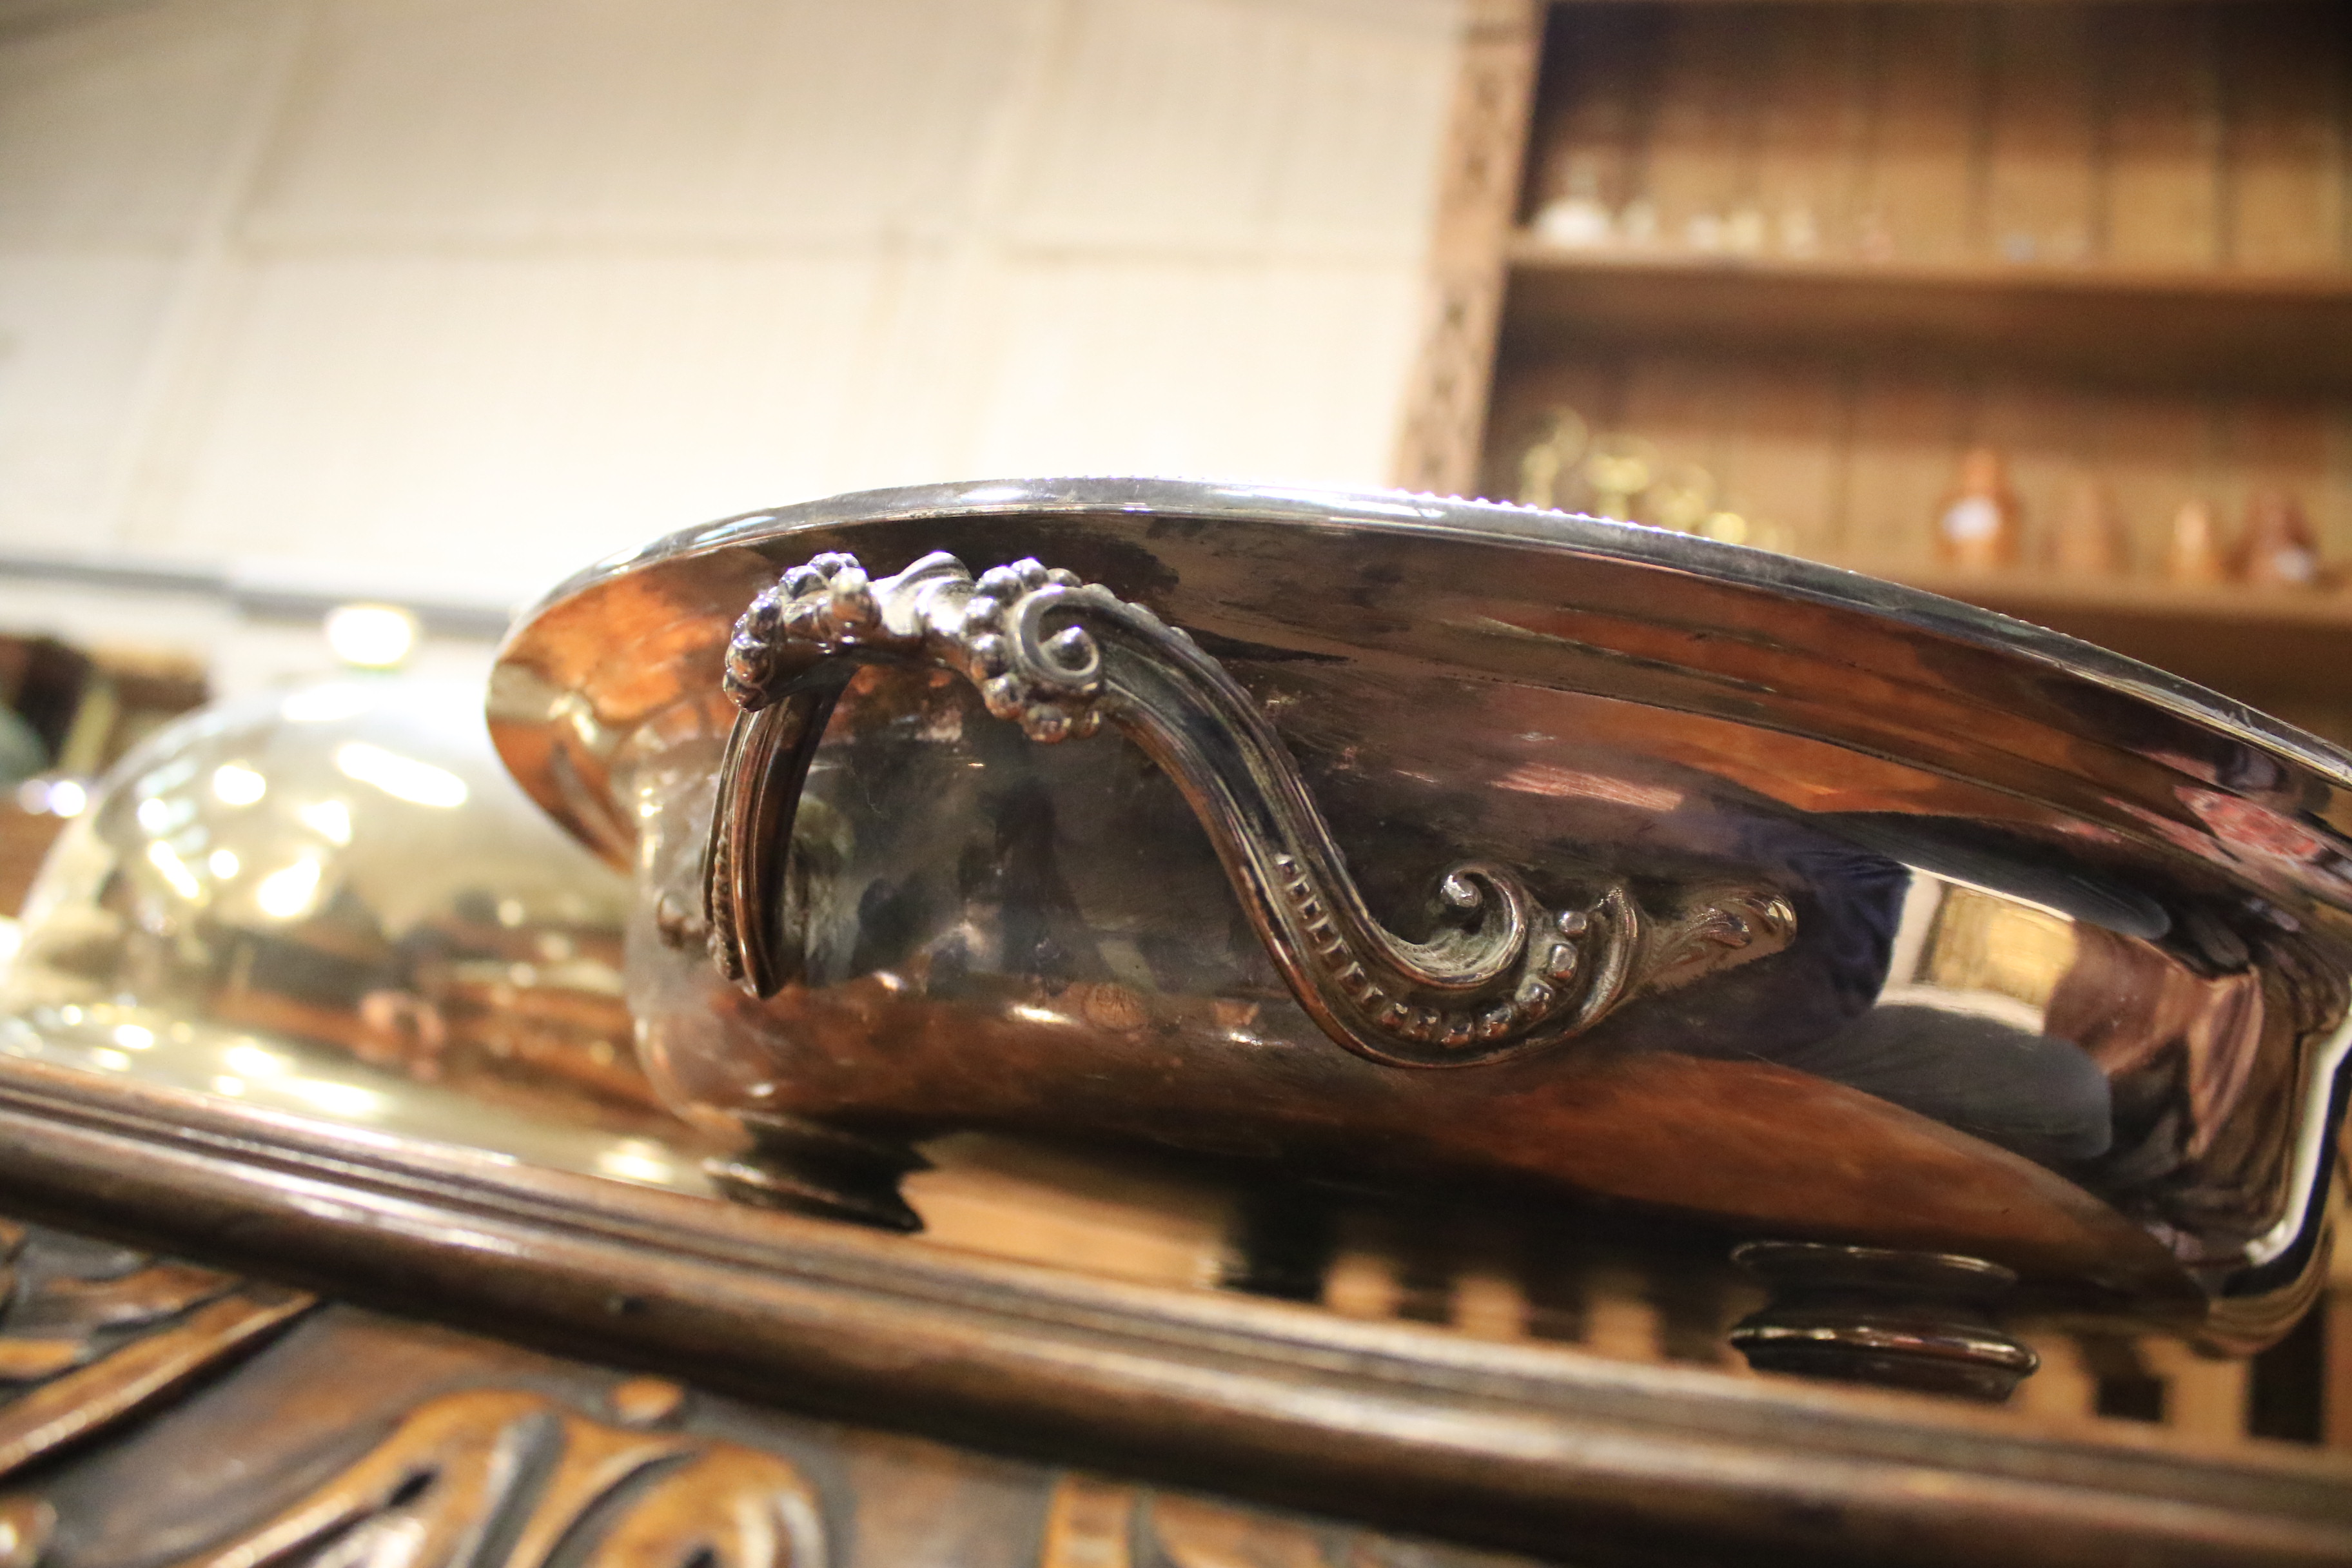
[490,477,2352,1392]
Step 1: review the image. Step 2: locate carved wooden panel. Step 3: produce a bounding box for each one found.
[0,1218,1542,1568]
[0,1050,2340,1567]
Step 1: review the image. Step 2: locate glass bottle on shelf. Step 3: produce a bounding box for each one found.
[1533,170,1614,250]
[2048,478,2130,578]
[1933,447,2023,571]
[2235,489,2321,589]
[2164,498,2228,587]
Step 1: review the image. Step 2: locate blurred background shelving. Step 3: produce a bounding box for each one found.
[1407,0,2352,738]
[1504,245,2352,395]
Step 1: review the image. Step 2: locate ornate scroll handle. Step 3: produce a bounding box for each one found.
[705,551,1794,1068]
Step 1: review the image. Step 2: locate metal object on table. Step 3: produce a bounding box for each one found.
[0,676,705,1190]
[489,476,2352,1395]
[1727,1241,2041,1402]
[706,549,1797,1068]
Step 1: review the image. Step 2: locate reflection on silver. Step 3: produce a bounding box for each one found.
[1,678,709,1193]
[489,476,2352,1349]
[707,549,1797,1067]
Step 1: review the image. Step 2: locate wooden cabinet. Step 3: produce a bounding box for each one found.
[1398,0,2352,738]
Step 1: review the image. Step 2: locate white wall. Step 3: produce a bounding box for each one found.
[0,0,1458,685]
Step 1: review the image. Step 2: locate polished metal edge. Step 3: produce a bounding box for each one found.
[503,476,2352,796]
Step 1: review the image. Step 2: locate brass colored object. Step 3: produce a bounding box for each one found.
[1581,433,1656,520]
[2167,498,2230,587]
[1934,447,2023,571]
[1646,463,1714,533]
[2237,488,2323,589]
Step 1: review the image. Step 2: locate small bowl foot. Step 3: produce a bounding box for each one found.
[1728,1240,2039,1401]
[705,1112,928,1233]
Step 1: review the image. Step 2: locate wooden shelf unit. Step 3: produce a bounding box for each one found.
[1396,0,2352,733]
[1504,244,2352,395]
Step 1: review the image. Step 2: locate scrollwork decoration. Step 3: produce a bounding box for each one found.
[707,551,1794,1068]
[164,1386,825,1568]
[1039,1475,1536,1568]
[0,1222,313,1486]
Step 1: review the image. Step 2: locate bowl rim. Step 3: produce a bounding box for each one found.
[502,474,2352,793]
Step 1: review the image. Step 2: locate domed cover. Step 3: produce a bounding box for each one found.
[3,678,695,1188]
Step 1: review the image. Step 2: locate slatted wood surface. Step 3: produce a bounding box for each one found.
[1474,0,2352,733]
[1484,347,2352,575]
[905,1135,2352,1453]
[1523,3,2349,277]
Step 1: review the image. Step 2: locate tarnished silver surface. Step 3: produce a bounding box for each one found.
[708,549,1795,1068]
[0,678,709,1193]
[489,476,2352,1346]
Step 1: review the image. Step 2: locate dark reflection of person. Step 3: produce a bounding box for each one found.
[2049,921,2316,1238]
[803,663,2133,1170]
[1682,819,2115,1170]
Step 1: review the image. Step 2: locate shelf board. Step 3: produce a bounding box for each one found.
[1843,565,2352,710]
[1503,241,2352,393]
